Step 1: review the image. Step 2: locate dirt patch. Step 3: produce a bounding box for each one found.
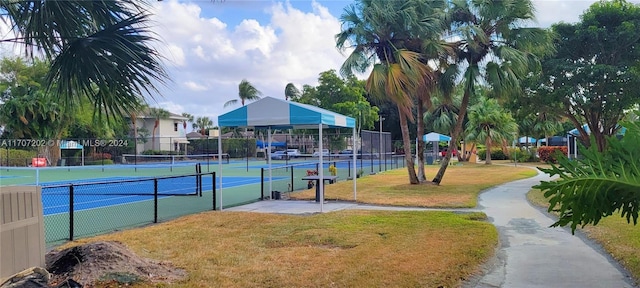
[45,241,186,287]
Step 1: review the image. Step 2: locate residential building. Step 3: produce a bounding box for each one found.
[129,110,189,154]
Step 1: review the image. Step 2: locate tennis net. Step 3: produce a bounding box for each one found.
[121,153,229,165]
[40,173,210,196]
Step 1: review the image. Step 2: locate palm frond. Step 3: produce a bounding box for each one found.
[535,122,640,233]
[46,12,167,121]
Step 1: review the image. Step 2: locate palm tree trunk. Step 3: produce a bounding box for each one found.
[485,136,492,165]
[131,115,138,153]
[152,119,159,151]
[432,89,471,184]
[416,102,426,182]
[399,108,419,184]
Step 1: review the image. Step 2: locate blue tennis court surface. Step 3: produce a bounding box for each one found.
[41,176,282,216]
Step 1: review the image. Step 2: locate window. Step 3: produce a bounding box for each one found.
[174,123,178,132]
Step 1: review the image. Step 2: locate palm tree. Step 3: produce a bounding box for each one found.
[431,0,554,184]
[284,83,300,101]
[465,97,518,164]
[533,112,562,147]
[193,116,213,136]
[148,108,170,150]
[126,100,148,151]
[0,1,168,120]
[336,0,446,184]
[182,112,194,131]
[225,79,262,107]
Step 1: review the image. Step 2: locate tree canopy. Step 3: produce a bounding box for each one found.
[0,0,168,120]
[524,0,640,151]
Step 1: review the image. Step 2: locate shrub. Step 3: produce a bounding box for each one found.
[507,148,538,163]
[91,152,112,160]
[0,149,38,166]
[85,159,114,165]
[477,148,509,160]
[142,150,177,155]
[537,146,568,163]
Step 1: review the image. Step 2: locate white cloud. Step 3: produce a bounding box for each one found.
[184,81,208,91]
[531,0,594,27]
[146,0,617,124]
[147,0,348,122]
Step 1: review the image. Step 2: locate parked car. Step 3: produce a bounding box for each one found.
[270,150,289,160]
[286,149,301,158]
[312,149,329,157]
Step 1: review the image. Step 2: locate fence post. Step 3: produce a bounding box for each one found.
[212,172,217,210]
[261,168,265,200]
[290,166,294,192]
[348,160,351,178]
[153,178,158,223]
[196,163,202,197]
[69,184,74,241]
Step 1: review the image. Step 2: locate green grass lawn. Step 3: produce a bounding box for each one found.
[64,210,498,288]
[49,163,542,287]
[291,163,537,208]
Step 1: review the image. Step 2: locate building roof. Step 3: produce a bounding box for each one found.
[218,97,355,129]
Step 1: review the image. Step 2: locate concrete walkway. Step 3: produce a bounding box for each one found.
[470,170,635,288]
[225,169,637,287]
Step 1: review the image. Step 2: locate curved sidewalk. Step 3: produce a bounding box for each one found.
[226,169,636,287]
[469,170,635,288]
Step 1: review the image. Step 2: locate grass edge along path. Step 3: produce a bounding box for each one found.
[527,189,640,284]
[61,210,498,288]
[290,163,538,208]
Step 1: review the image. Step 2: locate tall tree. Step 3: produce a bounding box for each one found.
[193,116,213,136]
[225,79,262,107]
[182,112,194,131]
[284,83,300,101]
[0,57,69,165]
[0,1,168,120]
[465,97,518,164]
[526,0,640,152]
[431,0,553,184]
[148,107,170,150]
[336,0,445,184]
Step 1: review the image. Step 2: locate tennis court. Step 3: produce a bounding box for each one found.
[0,155,404,247]
[40,175,278,216]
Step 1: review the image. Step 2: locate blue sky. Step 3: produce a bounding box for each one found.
[192,0,352,25]
[132,1,630,126]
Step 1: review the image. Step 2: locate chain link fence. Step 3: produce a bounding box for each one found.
[41,171,216,247]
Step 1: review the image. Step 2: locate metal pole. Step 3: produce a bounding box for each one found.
[246,133,249,172]
[352,127,357,201]
[69,184,74,241]
[218,131,223,210]
[261,168,265,200]
[319,123,324,212]
[154,178,158,223]
[268,127,273,200]
[212,172,217,210]
[379,116,383,172]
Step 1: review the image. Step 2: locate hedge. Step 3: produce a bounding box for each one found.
[477,148,509,160]
[0,149,38,167]
[537,146,568,163]
[85,159,115,165]
[507,147,538,163]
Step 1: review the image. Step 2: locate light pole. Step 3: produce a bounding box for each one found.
[379,115,385,172]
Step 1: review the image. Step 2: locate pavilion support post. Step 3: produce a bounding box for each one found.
[319,123,324,212]
[218,131,223,210]
[352,127,357,201]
